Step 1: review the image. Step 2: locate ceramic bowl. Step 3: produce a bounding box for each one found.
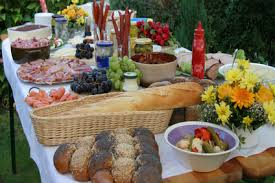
[164,121,239,172]
[131,52,177,86]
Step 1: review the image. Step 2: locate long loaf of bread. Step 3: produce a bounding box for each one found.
[65,82,203,114]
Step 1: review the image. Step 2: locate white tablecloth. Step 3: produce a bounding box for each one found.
[3,39,275,183]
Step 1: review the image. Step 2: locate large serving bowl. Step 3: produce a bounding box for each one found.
[164,121,239,172]
[219,63,275,84]
[131,52,177,86]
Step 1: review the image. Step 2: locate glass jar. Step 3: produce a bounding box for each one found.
[95,41,114,69]
[134,38,153,54]
[51,14,64,36]
[130,21,138,38]
[55,17,69,42]
[123,72,139,92]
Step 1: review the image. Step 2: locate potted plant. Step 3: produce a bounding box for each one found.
[200,58,275,148]
[136,21,178,54]
[58,0,88,38]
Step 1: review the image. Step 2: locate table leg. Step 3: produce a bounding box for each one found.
[8,84,16,174]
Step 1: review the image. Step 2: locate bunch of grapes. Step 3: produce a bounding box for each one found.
[75,43,95,59]
[107,56,142,90]
[71,69,112,95]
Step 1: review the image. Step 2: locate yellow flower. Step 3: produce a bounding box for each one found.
[242,116,253,126]
[76,16,85,25]
[237,59,250,70]
[215,101,232,125]
[268,113,275,125]
[57,11,61,15]
[231,87,255,109]
[269,83,275,96]
[263,101,275,115]
[239,71,260,91]
[67,9,76,19]
[256,86,274,103]
[225,68,243,84]
[78,9,85,17]
[201,86,216,104]
[72,0,79,4]
[218,84,233,100]
[62,9,68,15]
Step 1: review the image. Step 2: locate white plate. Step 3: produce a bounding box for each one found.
[219,63,275,84]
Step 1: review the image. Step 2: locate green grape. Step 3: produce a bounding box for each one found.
[114,80,121,90]
[117,69,123,78]
[110,61,120,71]
[128,62,136,72]
[135,69,143,79]
[119,82,123,91]
[110,56,118,63]
[109,71,116,79]
[114,72,121,81]
[122,56,129,62]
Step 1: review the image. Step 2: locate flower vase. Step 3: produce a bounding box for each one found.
[68,26,85,39]
[235,128,259,149]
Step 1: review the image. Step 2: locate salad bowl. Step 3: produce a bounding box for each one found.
[164,121,239,172]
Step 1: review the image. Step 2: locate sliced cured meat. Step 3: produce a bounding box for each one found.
[17,58,91,84]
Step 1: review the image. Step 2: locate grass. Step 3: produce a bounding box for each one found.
[0,107,40,183]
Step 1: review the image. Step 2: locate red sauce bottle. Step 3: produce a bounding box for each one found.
[192,21,206,79]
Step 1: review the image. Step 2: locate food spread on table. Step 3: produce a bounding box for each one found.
[25,87,78,108]
[17,58,92,84]
[54,128,162,182]
[5,1,275,182]
[176,127,229,153]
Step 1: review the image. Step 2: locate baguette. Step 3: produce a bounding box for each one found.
[64,82,203,114]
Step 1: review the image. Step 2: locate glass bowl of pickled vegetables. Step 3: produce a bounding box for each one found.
[164,121,239,172]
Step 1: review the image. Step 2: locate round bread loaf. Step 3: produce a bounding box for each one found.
[53,143,77,174]
[88,151,113,178]
[92,138,114,153]
[113,143,136,159]
[76,136,95,148]
[136,154,162,174]
[132,165,162,183]
[70,146,92,181]
[112,157,136,183]
[92,170,114,183]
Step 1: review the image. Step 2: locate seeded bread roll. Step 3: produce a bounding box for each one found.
[134,135,158,151]
[112,158,136,183]
[53,143,77,174]
[135,142,159,158]
[136,154,162,174]
[70,146,92,181]
[95,131,114,142]
[113,143,136,159]
[133,128,155,139]
[76,136,95,148]
[115,134,134,145]
[114,128,133,136]
[92,170,114,183]
[132,165,162,183]
[88,151,113,178]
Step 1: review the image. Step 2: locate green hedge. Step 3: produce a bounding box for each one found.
[111,0,275,66]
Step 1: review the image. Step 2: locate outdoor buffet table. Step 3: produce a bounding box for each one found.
[2,37,275,183]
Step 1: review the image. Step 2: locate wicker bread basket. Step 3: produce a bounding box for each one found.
[31,92,173,146]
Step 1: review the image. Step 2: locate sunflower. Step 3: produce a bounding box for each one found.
[239,71,260,91]
[201,86,216,104]
[256,86,274,103]
[215,101,232,125]
[242,116,253,127]
[237,59,250,70]
[217,84,233,100]
[231,87,255,109]
[225,68,243,84]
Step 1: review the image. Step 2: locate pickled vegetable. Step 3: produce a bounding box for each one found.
[207,127,228,151]
[202,141,214,153]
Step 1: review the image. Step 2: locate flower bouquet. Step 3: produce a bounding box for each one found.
[200,57,275,145]
[136,21,178,53]
[58,0,88,38]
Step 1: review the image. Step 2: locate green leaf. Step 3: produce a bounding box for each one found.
[0,14,6,21]
[0,5,4,11]
[27,3,38,10]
